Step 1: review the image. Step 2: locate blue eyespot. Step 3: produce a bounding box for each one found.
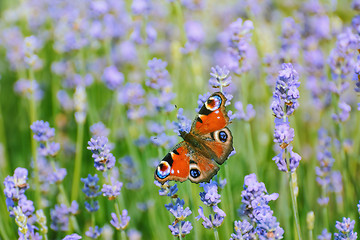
[156,161,171,179]
[219,131,227,142]
[190,169,200,178]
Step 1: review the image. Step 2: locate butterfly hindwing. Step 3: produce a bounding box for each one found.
[201,127,234,165]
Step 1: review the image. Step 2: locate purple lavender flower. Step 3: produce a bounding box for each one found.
[38,142,61,157]
[87,136,116,171]
[230,219,254,240]
[328,27,359,79]
[256,216,284,240]
[332,102,351,122]
[81,174,101,198]
[119,156,143,190]
[237,174,283,238]
[90,122,110,138]
[148,91,176,113]
[172,108,192,134]
[50,203,77,231]
[30,120,55,142]
[150,133,178,149]
[168,221,193,237]
[169,203,192,220]
[146,58,171,90]
[181,0,204,10]
[131,0,151,15]
[196,206,226,229]
[279,18,301,62]
[102,66,124,90]
[63,234,82,240]
[110,210,130,230]
[272,146,301,173]
[272,63,300,118]
[154,181,178,198]
[3,167,30,215]
[318,228,332,240]
[85,226,102,239]
[165,198,185,211]
[232,101,256,121]
[182,20,205,53]
[14,79,43,101]
[330,171,343,204]
[118,83,145,106]
[199,180,221,206]
[334,217,357,240]
[273,118,294,148]
[208,65,232,90]
[102,180,123,200]
[225,18,254,74]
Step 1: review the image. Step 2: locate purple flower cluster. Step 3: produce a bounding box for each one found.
[63,234,82,240]
[334,217,357,240]
[233,173,284,239]
[85,226,102,239]
[271,63,301,172]
[225,18,254,74]
[102,65,124,90]
[118,82,147,120]
[30,120,61,157]
[102,178,123,200]
[154,181,192,237]
[196,180,226,229]
[149,120,178,150]
[208,65,232,90]
[182,20,205,54]
[110,210,130,230]
[90,122,110,138]
[332,102,351,122]
[172,108,192,134]
[81,174,101,212]
[271,63,300,118]
[14,79,43,101]
[3,168,33,217]
[315,129,344,206]
[279,18,301,63]
[168,199,193,237]
[231,101,256,121]
[318,229,332,240]
[50,201,79,231]
[119,156,143,190]
[328,27,359,80]
[87,136,116,171]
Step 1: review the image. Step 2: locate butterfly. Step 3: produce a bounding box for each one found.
[154,92,234,184]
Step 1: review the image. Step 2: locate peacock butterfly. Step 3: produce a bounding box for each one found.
[154,92,234,184]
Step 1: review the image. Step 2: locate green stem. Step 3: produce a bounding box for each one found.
[172,0,186,44]
[213,228,220,240]
[58,183,80,232]
[321,185,329,229]
[288,172,301,240]
[71,121,85,202]
[114,201,123,240]
[244,122,257,174]
[29,68,41,209]
[121,230,127,240]
[179,222,183,240]
[223,164,234,237]
[309,229,313,240]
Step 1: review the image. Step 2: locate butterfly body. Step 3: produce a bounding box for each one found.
[155,92,233,184]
